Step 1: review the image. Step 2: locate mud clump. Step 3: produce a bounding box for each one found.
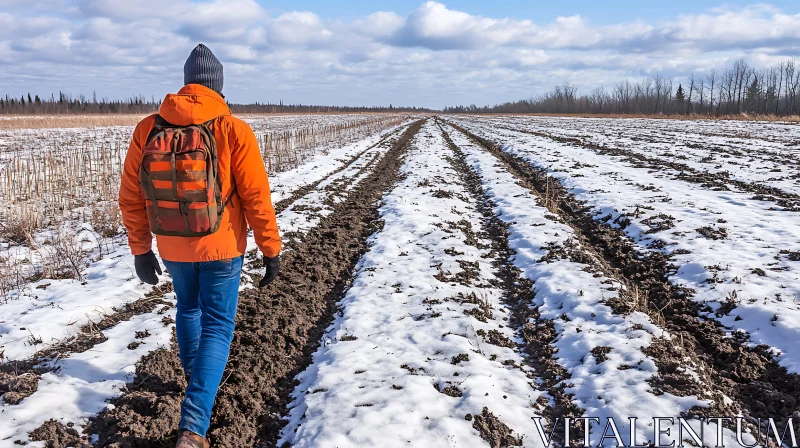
[28,419,85,448]
[464,305,493,323]
[433,189,454,198]
[90,120,425,448]
[439,383,463,397]
[0,371,40,404]
[471,407,523,448]
[640,213,676,234]
[447,292,494,322]
[451,353,470,365]
[90,344,185,447]
[697,225,728,240]
[484,329,515,348]
[590,346,612,364]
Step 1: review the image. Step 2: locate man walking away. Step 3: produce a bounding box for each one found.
[119,43,281,448]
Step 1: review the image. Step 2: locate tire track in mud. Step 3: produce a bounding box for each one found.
[89,119,426,448]
[435,120,584,441]
[0,279,176,410]
[446,121,800,438]
[272,124,406,214]
[494,123,800,211]
[6,126,411,430]
[271,128,404,252]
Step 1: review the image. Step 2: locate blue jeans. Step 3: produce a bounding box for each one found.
[162,256,243,438]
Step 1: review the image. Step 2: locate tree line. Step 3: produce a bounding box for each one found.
[445,58,800,116]
[0,92,431,115]
[0,92,161,115]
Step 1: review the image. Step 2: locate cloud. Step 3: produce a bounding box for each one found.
[1,1,799,108]
[178,0,265,40]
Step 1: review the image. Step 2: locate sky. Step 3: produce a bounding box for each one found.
[1,0,799,108]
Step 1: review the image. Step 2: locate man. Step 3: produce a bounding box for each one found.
[119,44,281,448]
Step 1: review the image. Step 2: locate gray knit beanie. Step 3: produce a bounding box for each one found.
[184,44,223,95]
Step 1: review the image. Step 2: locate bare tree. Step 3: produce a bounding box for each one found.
[706,69,717,115]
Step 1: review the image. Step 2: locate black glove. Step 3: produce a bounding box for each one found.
[259,255,280,288]
[134,250,162,285]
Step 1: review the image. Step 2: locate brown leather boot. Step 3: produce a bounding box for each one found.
[176,429,209,448]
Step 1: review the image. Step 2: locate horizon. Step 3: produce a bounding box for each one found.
[2,1,799,109]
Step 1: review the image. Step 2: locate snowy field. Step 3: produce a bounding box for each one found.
[1,115,798,447]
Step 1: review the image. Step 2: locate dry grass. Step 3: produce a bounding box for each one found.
[0,113,410,301]
[0,115,147,129]
[259,116,408,172]
[0,112,418,130]
[0,114,409,237]
[473,112,800,123]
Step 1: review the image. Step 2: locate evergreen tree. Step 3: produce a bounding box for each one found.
[675,84,686,103]
[745,78,760,111]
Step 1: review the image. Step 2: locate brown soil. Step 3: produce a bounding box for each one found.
[272,124,403,214]
[0,370,40,405]
[437,120,584,438]
[12,123,412,445]
[28,419,86,447]
[448,121,800,434]
[439,383,464,398]
[0,284,174,408]
[503,125,800,211]
[470,407,523,448]
[86,119,426,447]
[590,346,612,364]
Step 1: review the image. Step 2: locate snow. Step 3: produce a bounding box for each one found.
[445,125,743,447]
[280,121,545,447]
[480,115,800,196]
[0,305,175,445]
[279,121,747,447]
[0,239,153,361]
[451,115,800,374]
[0,119,412,447]
[0,115,787,446]
[275,124,405,237]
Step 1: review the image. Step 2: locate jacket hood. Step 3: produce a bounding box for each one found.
[159,84,231,126]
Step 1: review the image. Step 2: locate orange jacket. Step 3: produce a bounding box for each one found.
[119,84,281,262]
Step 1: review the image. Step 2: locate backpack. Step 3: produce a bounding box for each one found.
[138,115,234,237]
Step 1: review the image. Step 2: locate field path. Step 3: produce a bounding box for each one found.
[91,120,425,447]
[0,120,414,447]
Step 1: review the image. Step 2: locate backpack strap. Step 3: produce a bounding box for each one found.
[199,117,238,215]
[144,114,173,146]
[221,185,238,213]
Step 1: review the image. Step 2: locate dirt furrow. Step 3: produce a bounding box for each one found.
[496,123,800,211]
[436,120,584,439]
[273,124,406,214]
[447,121,800,437]
[0,283,175,413]
[88,119,425,448]
[4,130,409,422]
